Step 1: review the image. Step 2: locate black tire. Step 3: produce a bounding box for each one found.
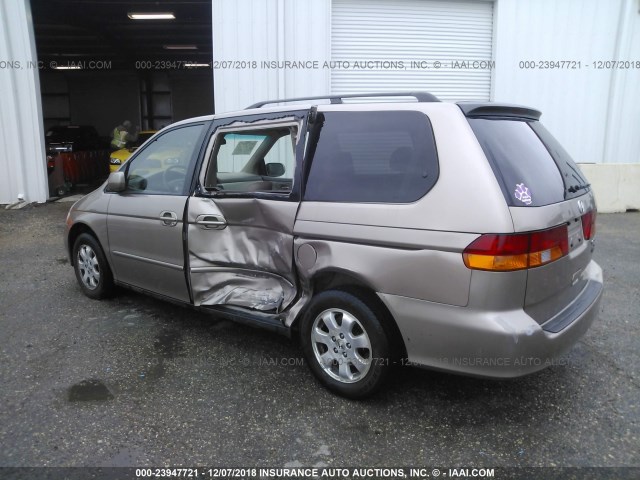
[72,233,114,299]
[299,289,391,399]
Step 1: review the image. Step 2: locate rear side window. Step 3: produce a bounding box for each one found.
[468,118,588,207]
[304,111,439,203]
[203,126,296,194]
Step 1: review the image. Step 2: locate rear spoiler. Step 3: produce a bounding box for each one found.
[458,102,542,121]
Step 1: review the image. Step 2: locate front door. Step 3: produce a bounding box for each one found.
[187,114,305,312]
[107,123,206,302]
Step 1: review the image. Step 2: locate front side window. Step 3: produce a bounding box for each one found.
[304,111,439,203]
[204,126,297,194]
[126,124,204,195]
[128,131,156,149]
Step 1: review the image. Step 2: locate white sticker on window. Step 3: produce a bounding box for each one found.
[514,183,532,205]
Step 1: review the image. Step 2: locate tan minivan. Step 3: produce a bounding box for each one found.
[65,93,602,398]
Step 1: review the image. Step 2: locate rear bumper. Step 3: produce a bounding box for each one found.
[379,260,603,378]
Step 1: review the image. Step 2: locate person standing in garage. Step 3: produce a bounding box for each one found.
[110,120,139,151]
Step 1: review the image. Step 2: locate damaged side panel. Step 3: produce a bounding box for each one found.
[190,267,294,312]
[187,196,298,312]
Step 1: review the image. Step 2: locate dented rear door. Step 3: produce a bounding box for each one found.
[186,112,307,312]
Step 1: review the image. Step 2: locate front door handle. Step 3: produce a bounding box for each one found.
[195,214,227,230]
[159,210,178,227]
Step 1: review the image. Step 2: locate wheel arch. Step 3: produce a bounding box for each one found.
[295,268,408,360]
[67,223,109,268]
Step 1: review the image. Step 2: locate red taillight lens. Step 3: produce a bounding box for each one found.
[463,224,569,271]
[581,209,596,240]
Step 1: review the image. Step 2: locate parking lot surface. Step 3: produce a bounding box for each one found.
[0,202,638,469]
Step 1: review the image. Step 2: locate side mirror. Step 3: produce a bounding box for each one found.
[265,162,285,177]
[106,172,125,192]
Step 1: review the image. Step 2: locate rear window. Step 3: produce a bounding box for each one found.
[529,122,590,199]
[468,119,563,206]
[304,111,439,203]
[468,119,590,207]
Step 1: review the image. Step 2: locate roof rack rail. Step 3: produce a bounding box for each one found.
[246,91,440,109]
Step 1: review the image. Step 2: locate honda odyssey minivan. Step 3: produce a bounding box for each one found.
[65,92,602,398]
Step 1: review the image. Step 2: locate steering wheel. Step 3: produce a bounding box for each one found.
[162,165,187,193]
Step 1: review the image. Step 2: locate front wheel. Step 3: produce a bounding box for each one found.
[72,233,114,299]
[299,289,392,399]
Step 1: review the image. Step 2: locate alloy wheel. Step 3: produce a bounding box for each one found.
[311,308,372,383]
[77,244,100,290]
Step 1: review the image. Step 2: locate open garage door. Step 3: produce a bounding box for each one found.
[30,0,214,198]
[331,0,494,100]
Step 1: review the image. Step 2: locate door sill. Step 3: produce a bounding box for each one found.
[199,304,290,336]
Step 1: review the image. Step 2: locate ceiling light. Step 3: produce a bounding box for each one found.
[54,65,82,70]
[163,45,198,50]
[185,63,210,68]
[128,12,175,20]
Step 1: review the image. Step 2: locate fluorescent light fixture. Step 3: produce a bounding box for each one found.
[185,63,211,68]
[54,65,82,70]
[163,45,198,50]
[128,12,175,20]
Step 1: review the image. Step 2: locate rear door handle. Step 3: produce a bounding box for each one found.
[159,210,178,227]
[196,214,227,230]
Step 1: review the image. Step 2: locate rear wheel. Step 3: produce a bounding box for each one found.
[72,233,114,299]
[300,290,391,399]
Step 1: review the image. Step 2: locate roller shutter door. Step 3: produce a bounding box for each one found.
[331,0,494,100]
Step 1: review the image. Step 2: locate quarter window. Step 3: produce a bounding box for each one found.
[304,111,439,203]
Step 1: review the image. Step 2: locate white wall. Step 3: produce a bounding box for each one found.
[215,0,640,164]
[603,0,640,166]
[212,0,331,113]
[0,0,47,204]
[579,164,640,213]
[492,0,640,165]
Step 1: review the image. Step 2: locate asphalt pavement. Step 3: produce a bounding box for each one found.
[0,201,638,471]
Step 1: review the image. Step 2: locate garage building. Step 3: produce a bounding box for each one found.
[1,0,639,211]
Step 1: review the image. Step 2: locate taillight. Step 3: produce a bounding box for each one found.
[581,209,596,240]
[463,224,569,271]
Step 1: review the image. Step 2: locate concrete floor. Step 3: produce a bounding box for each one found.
[0,202,638,472]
